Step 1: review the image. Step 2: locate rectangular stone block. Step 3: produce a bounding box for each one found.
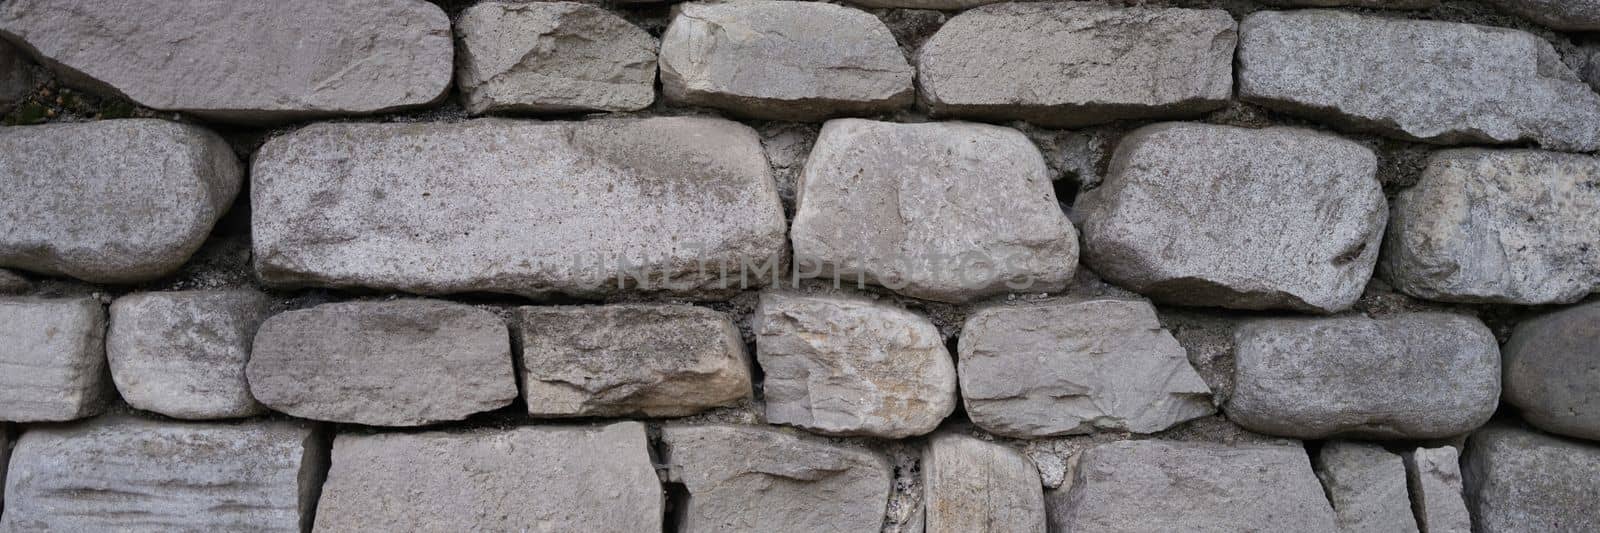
[108,290,273,419]
[0,297,109,422]
[0,416,325,532]
[1405,446,1472,533]
[314,423,661,532]
[515,304,751,417]
[1464,425,1600,532]
[252,117,786,299]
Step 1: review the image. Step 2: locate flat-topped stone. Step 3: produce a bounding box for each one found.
[1405,446,1473,533]
[1315,442,1419,532]
[917,4,1235,128]
[0,297,108,422]
[0,120,242,283]
[109,290,273,420]
[1239,10,1600,151]
[1464,425,1600,532]
[246,299,517,426]
[456,1,656,115]
[0,0,451,122]
[924,433,1046,533]
[0,416,324,532]
[515,304,752,417]
[252,117,786,299]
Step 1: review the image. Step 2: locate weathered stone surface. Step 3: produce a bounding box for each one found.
[514,304,751,417]
[1047,441,1337,532]
[1405,446,1472,533]
[917,4,1236,128]
[108,290,272,420]
[456,2,656,115]
[0,269,26,293]
[751,292,938,428]
[0,297,108,422]
[754,291,957,438]
[1503,301,1600,441]
[1077,123,1384,313]
[1259,0,1436,7]
[0,0,451,122]
[0,120,242,283]
[1228,313,1500,439]
[316,422,660,532]
[253,117,785,299]
[958,298,1212,438]
[1239,10,1600,151]
[845,0,1000,8]
[1315,442,1419,533]
[659,1,913,121]
[660,424,891,533]
[0,424,8,509]
[246,300,516,426]
[0,39,36,110]
[0,416,323,532]
[1486,0,1600,30]
[791,119,1078,303]
[1383,150,1600,305]
[924,433,1045,533]
[1464,425,1600,532]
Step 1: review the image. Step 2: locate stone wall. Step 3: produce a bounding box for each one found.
[1,0,1598,531]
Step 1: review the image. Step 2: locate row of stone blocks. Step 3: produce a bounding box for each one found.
[3,2,1600,149]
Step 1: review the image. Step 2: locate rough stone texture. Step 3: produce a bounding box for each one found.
[1239,10,1600,152]
[923,433,1046,533]
[0,424,7,510]
[1503,301,1600,441]
[253,117,785,299]
[0,297,108,422]
[1383,150,1600,305]
[957,298,1213,438]
[455,1,656,115]
[1464,425,1600,532]
[108,290,273,420]
[1486,0,1600,31]
[0,416,324,532]
[754,291,957,438]
[0,120,242,283]
[0,0,451,123]
[0,269,26,293]
[1077,123,1385,313]
[1047,441,1337,532]
[660,424,892,533]
[1315,441,1419,533]
[1405,446,1473,533]
[791,119,1078,303]
[917,4,1236,128]
[0,39,35,110]
[514,304,752,417]
[1259,0,1436,7]
[846,0,1000,8]
[659,1,913,121]
[1228,313,1500,439]
[246,300,517,426]
[316,423,660,532]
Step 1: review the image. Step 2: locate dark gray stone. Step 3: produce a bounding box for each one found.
[1464,425,1600,532]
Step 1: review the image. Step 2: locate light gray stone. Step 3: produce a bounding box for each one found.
[917,4,1236,128]
[1315,442,1419,533]
[315,422,660,532]
[1239,10,1600,151]
[0,424,8,510]
[252,117,785,299]
[514,304,752,417]
[659,1,913,121]
[0,416,324,532]
[246,299,516,426]
[660,424,891,533]
[1228,313,1500,440]
[108,290,272,420]
[0,297,108,422]
[1077,122,1385,313]
[791,119,1078,303]
[1383,150,1600,305]
[1405,446,1472,533]
[1464,425,1600,532]
[924,433,1045,533]
[1259,0,1436,7]
[958,298,1213,438]
[0,269,26,293]
[0,39,36,110]
[0,0,451,123]
[754,291,957,438]
[1047,441,1337,532]
[456,1,656,115]
[1503,301,1600,441]
[1486,0,1600,30]
[845,0,1000,8]
[0,120,242,283]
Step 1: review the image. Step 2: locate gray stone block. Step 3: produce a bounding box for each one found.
[1485,0,1600,31]
[0,297,108,422]
[924,433,1045,533]
[456,1,656,115]
[1464,425,1600,532]
[108,290,273,420]
[1315,441,1419,533]
[1503,301,1600,441]
[1405,446,1472,533]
